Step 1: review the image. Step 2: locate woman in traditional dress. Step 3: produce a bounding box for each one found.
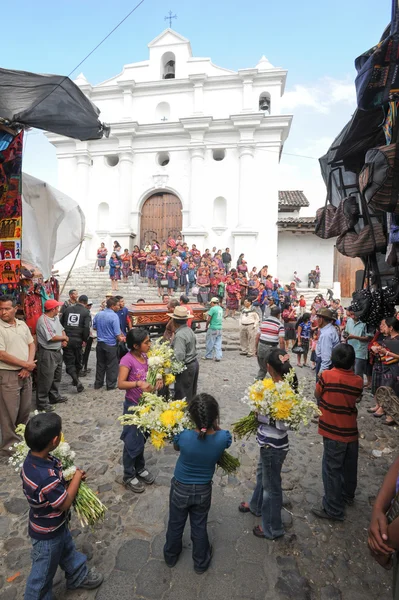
[131,245,140,286]
[138,249,147,281]
[196,261,210,305]
[109,252,122,291]
[146,251,157,287]
[225,277,240,319]
[156,259,167,298]
[120,249,132,283]
[97,242,108,272]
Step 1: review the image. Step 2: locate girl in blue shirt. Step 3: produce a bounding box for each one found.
[164,393,232,574]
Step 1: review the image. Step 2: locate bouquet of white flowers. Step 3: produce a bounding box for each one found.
[119,393,240,474]
[9,425,107,527]
[146,339,186,387]
[233,369,321,438]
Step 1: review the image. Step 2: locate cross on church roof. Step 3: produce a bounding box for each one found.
[165,10,177,28]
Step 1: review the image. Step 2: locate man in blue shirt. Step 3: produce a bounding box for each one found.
[315,308,340,378]
[93,297,124,390]
[344,309,371,380]
[115,296,131,334]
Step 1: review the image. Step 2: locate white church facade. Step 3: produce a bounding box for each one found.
[48,29,335,286]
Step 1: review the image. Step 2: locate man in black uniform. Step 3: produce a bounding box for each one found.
[60,294,91,393]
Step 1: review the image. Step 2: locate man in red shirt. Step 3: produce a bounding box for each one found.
[313,344,363,521]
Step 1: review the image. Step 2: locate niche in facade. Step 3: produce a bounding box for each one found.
[156,101,171,122]
[104,154,119,167]
[157,152,170,166]
[259,92,271,113]
[212,149,226,161]
[97,202,110,230]
[162,52,176,79]
[213,197,227,228]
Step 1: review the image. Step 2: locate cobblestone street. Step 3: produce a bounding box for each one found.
[0,331,396,600]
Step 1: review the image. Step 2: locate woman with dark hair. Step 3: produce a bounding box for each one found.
[118,328,161,493]
[236,253,244,267]
[282,303,297,351]
[164,393,232,573]
[109,252,122,291]
[295,312,312,368]
[97,242,108,271]
[120,248,132,283]
[113,240,122,257]
[239,349,297,540]
[368,317,399,424]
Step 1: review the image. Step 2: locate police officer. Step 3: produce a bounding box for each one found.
[60,294,91,392]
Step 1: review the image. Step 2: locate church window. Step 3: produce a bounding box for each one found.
[157,151,170,166]
[259,92,271,113]
[105,154,119,167]
[212,149,226,161]
[213,197,227,227]
[156,101,171,122]
[97,202,109,230]
[161,52,176,79]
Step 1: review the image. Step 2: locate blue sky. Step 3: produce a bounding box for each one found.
[3,0,391,212]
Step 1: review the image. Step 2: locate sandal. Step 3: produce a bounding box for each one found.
[383,419,396,426]
[238,502,251,513]
[253,525,265,538]
[373,412,385,418]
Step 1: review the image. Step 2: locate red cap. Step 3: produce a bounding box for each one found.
[44,299,63,311]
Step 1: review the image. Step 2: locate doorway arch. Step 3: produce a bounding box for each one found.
[140,192,182,247]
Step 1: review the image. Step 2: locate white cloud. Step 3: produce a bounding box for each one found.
[281,76,356,114]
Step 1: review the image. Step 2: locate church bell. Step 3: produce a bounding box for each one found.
[259,98,270,112]
[164,60,176,79]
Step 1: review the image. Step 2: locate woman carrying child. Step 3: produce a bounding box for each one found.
[118,328,161,493]
[164,393,232,573]
[238,349,297,540]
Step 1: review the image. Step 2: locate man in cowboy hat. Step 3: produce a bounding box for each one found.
[168,305,199,403]
[315,308,340,378]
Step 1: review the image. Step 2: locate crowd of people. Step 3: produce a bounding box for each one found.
[3,238,399,597]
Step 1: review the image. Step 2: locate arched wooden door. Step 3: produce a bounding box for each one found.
[140,193,182,247]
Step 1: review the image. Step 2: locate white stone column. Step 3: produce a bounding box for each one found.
[237,144,255,227]
[189,74,207,115]
[116,151,134,249]
[76,152,91,222]
[239,69,257,112]
[188,146,205,228]
[118,82,135,120]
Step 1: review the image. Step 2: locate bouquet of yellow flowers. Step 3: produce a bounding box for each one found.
[232,370,321,438]
[119,393,240,474]
[146,339,186,387]
[9,425,107,527]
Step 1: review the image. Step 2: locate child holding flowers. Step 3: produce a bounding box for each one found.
[22,413,103,598]
[118,328,161,493]
[238,349,297,540]
[164,393,232,574]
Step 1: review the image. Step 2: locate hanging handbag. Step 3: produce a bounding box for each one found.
[359,142,399,214]
[292,341,304,355]
[355,0,399,110]
[336,221,386,258]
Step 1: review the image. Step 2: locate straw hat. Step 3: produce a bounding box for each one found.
[167,306,190,319]
[316,308,335,321]
[105,291,114,297]
[210,297,220,304]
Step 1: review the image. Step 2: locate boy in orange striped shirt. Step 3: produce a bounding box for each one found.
[313,344,363,521]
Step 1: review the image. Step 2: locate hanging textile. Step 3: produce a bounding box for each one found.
[0,131,23,295]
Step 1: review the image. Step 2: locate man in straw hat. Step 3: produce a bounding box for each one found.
[315,308,340,378]
[167,305,199,403]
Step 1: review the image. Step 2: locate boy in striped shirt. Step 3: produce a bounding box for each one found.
[21,413,103,598]
[313,344,363,521]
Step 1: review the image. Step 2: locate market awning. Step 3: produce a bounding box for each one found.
[0,67,109,140]
[21,172,85,279]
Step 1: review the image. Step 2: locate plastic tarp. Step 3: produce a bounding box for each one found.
[21,173,85,279]
[0,67,109,140]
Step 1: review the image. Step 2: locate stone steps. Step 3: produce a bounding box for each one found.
[58,263,328,312]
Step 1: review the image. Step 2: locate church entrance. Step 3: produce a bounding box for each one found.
[140,192,182,247]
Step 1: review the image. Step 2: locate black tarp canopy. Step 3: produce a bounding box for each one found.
[0,67,109,140]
